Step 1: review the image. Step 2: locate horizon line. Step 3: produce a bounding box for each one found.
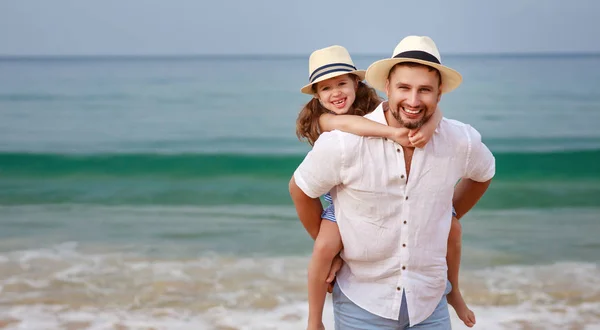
[1,51,599,60]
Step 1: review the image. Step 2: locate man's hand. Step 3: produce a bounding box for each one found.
[326,254,343,293]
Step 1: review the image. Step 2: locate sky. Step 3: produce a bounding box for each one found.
[0,0,598,56]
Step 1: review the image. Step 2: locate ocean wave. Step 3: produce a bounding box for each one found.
[1,150,600,207]
[1,149,599,179]
[0,244,599,329]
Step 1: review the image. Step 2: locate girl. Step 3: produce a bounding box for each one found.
[296,45,474,329]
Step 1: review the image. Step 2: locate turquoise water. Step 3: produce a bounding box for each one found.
[1,150,600,208]
[0,55,599,329]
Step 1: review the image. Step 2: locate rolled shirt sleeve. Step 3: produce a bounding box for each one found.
[465,125,496,182]
[293,132,344,198]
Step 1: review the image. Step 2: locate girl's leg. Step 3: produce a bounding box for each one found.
[446,217,476,327]
[307,219,343,330]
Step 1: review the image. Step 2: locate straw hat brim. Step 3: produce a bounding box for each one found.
[300,70,366,95]
[365,58,462,94]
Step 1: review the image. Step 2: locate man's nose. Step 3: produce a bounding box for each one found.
[406,91,420,107]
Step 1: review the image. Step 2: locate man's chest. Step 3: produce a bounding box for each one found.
[345,142,464,192]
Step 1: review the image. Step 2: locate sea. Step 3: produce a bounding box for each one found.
[0,54,599,329]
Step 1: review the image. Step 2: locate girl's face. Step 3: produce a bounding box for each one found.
[315,74,358,115]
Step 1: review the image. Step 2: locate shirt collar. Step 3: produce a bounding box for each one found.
[364,102,388,125]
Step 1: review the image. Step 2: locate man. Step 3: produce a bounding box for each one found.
[289,36,495,329]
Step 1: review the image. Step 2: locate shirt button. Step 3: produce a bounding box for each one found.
[402,266,406,270]
[400,174,405,179]
[384,137,388,141]
[396,286,401,291]
[396,148,401,152]
[403,220,407,224]
[405,196,409,200]
[402,243,406,247]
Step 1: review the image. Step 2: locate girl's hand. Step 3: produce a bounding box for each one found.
[390,129,411,147]
[409,107,442,148]
[408,129,428,148]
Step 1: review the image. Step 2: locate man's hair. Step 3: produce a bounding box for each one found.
[387,62,442,88]
[295,77,382,146]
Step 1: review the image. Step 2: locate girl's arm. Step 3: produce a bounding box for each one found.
[408,107,443,148]
[319,113,412,146]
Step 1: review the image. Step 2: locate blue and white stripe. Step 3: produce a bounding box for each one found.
[321,192,336,223]
[309,63,356,84]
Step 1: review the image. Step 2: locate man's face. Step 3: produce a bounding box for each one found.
[385,64,441,129]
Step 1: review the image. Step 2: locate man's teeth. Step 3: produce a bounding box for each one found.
[403,107,421,114]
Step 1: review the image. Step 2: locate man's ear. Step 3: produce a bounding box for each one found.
[385,79,390,97]
[437,87,442,103]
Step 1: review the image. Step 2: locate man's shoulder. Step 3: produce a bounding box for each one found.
[439,118,481,137]
[313,130,362,153]
[437,118,483,148]
[439,117,469,131]
[311,131,363,166]
[317,129,364,144]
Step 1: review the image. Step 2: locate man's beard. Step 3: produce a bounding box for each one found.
[390,106,431,130]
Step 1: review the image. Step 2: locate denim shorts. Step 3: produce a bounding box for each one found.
[332,280,452,329]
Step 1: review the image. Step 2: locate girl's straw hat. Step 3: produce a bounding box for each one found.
[301,45,366,95]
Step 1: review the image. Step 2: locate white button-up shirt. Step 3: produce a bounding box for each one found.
[294,102,495,326]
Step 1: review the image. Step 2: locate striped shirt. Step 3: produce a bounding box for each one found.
[321,192,336,222]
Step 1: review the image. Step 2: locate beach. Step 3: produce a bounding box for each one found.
[1,54,600,329]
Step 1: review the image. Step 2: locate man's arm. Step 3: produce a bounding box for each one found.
[453,125,495,219]
[289,177,324,240]
[291,175,345,293]
[289,132,345,239]
[452,178,492,220]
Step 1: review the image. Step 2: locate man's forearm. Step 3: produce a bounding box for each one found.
[452,178,492,219]
[289,177,324,240]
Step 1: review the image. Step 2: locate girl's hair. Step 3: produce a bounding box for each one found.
[295,76,382,146]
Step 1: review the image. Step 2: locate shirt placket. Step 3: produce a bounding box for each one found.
[394,143,411,307]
